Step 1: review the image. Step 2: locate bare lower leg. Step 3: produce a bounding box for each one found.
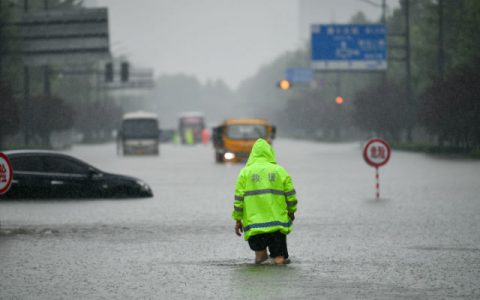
[273,256,286,265]
[255,250,268,264]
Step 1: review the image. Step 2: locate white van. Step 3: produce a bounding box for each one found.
[117,111,160,155]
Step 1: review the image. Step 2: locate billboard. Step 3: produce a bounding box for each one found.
[311,24,387,71]
[4,8,110,65]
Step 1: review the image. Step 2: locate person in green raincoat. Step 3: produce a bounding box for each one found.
[184,128,194,145]
[232,138,297,264]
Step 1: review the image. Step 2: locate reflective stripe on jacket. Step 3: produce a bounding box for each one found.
[232,138,297,240]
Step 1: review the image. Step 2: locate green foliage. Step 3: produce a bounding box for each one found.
[352,80,407,141]
[29,96,74,145]
[419,58,480,148]
[350,11,370,24]
[1,0,93,146]
[350,0,480,147]
[0,1,23,84]
[387,0,480,89]
[447,0,480,68]
[285,89,351,140]
[74,100,123,142]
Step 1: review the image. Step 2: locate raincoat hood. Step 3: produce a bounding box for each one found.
[246,138,276,166]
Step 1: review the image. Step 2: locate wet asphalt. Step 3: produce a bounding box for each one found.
[1,139,480,299]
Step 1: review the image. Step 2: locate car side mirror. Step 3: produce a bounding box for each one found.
[88,169,102,179]
[212,126,224,147]
[271,126,276,139]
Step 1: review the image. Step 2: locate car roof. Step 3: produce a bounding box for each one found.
[2,150,98,169]
[223,119,272,125]
[3,149,68,157]
[123,111,158,120]
[179,111,205,118]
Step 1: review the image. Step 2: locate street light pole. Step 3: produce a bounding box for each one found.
[381,0,387,86]
[0,1,3,80]
[405,0,413,142]
[23,65,30,146]
[438,0,444,79]
[382,0,386,24]
[359,0,386,24]
[44,66,51,96]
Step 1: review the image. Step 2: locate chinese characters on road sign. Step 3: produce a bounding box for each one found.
[363,138,391,168]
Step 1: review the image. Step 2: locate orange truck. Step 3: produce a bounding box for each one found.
[212,119,276,163]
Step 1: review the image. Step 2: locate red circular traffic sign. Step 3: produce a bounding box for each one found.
[363,138,391,168]
[0,152,13,195]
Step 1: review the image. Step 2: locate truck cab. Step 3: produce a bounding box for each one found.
[212,119,276,163]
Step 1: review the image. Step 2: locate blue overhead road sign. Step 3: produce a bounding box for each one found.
[311,24,387,71]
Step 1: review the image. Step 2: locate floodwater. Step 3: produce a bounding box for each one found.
[1,139,480,299]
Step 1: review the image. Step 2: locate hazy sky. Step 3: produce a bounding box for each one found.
[87,0,399,89]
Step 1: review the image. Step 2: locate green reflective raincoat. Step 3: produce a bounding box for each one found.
[232,138,297,240]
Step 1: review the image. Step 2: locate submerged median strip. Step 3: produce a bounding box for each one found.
[390,142,480,159]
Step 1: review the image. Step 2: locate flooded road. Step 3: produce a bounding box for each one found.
[1,139,480,299]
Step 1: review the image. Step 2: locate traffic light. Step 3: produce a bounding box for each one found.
[105,62,113,82]
[121,62,129,82]
[335,96,344,104]
[277,79,292,90]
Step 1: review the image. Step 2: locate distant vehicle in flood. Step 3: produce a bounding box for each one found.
[159,128,176,143]
[212,119,276,163]
[178,112,205,144]
[0,150,153,199]
[117,111,160,155]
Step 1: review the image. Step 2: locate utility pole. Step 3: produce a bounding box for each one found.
[23,0,31,145]
[335,72,342,140]
[44,0,51,96]
[381,0,386,24]
[405,0,413,142]
[381,0,387,86]
[438,0,444,79]
[23,66,30,145]
[44,66,51,96]
[0,0,3,80]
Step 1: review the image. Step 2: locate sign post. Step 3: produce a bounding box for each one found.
[4,8,111,66]
[0,153,13,196]
[363,138,391,199]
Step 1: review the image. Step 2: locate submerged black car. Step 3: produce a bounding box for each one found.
[0,150,153,199]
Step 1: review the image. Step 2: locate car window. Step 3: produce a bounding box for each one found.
[10,156,44,172]
[226,125,267,140]
[42,156,89,175]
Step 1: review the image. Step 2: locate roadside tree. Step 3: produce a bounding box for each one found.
[352,81,408,141]
[419,59,480,149]
[0,81,20,147]
[29,96,74,146]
